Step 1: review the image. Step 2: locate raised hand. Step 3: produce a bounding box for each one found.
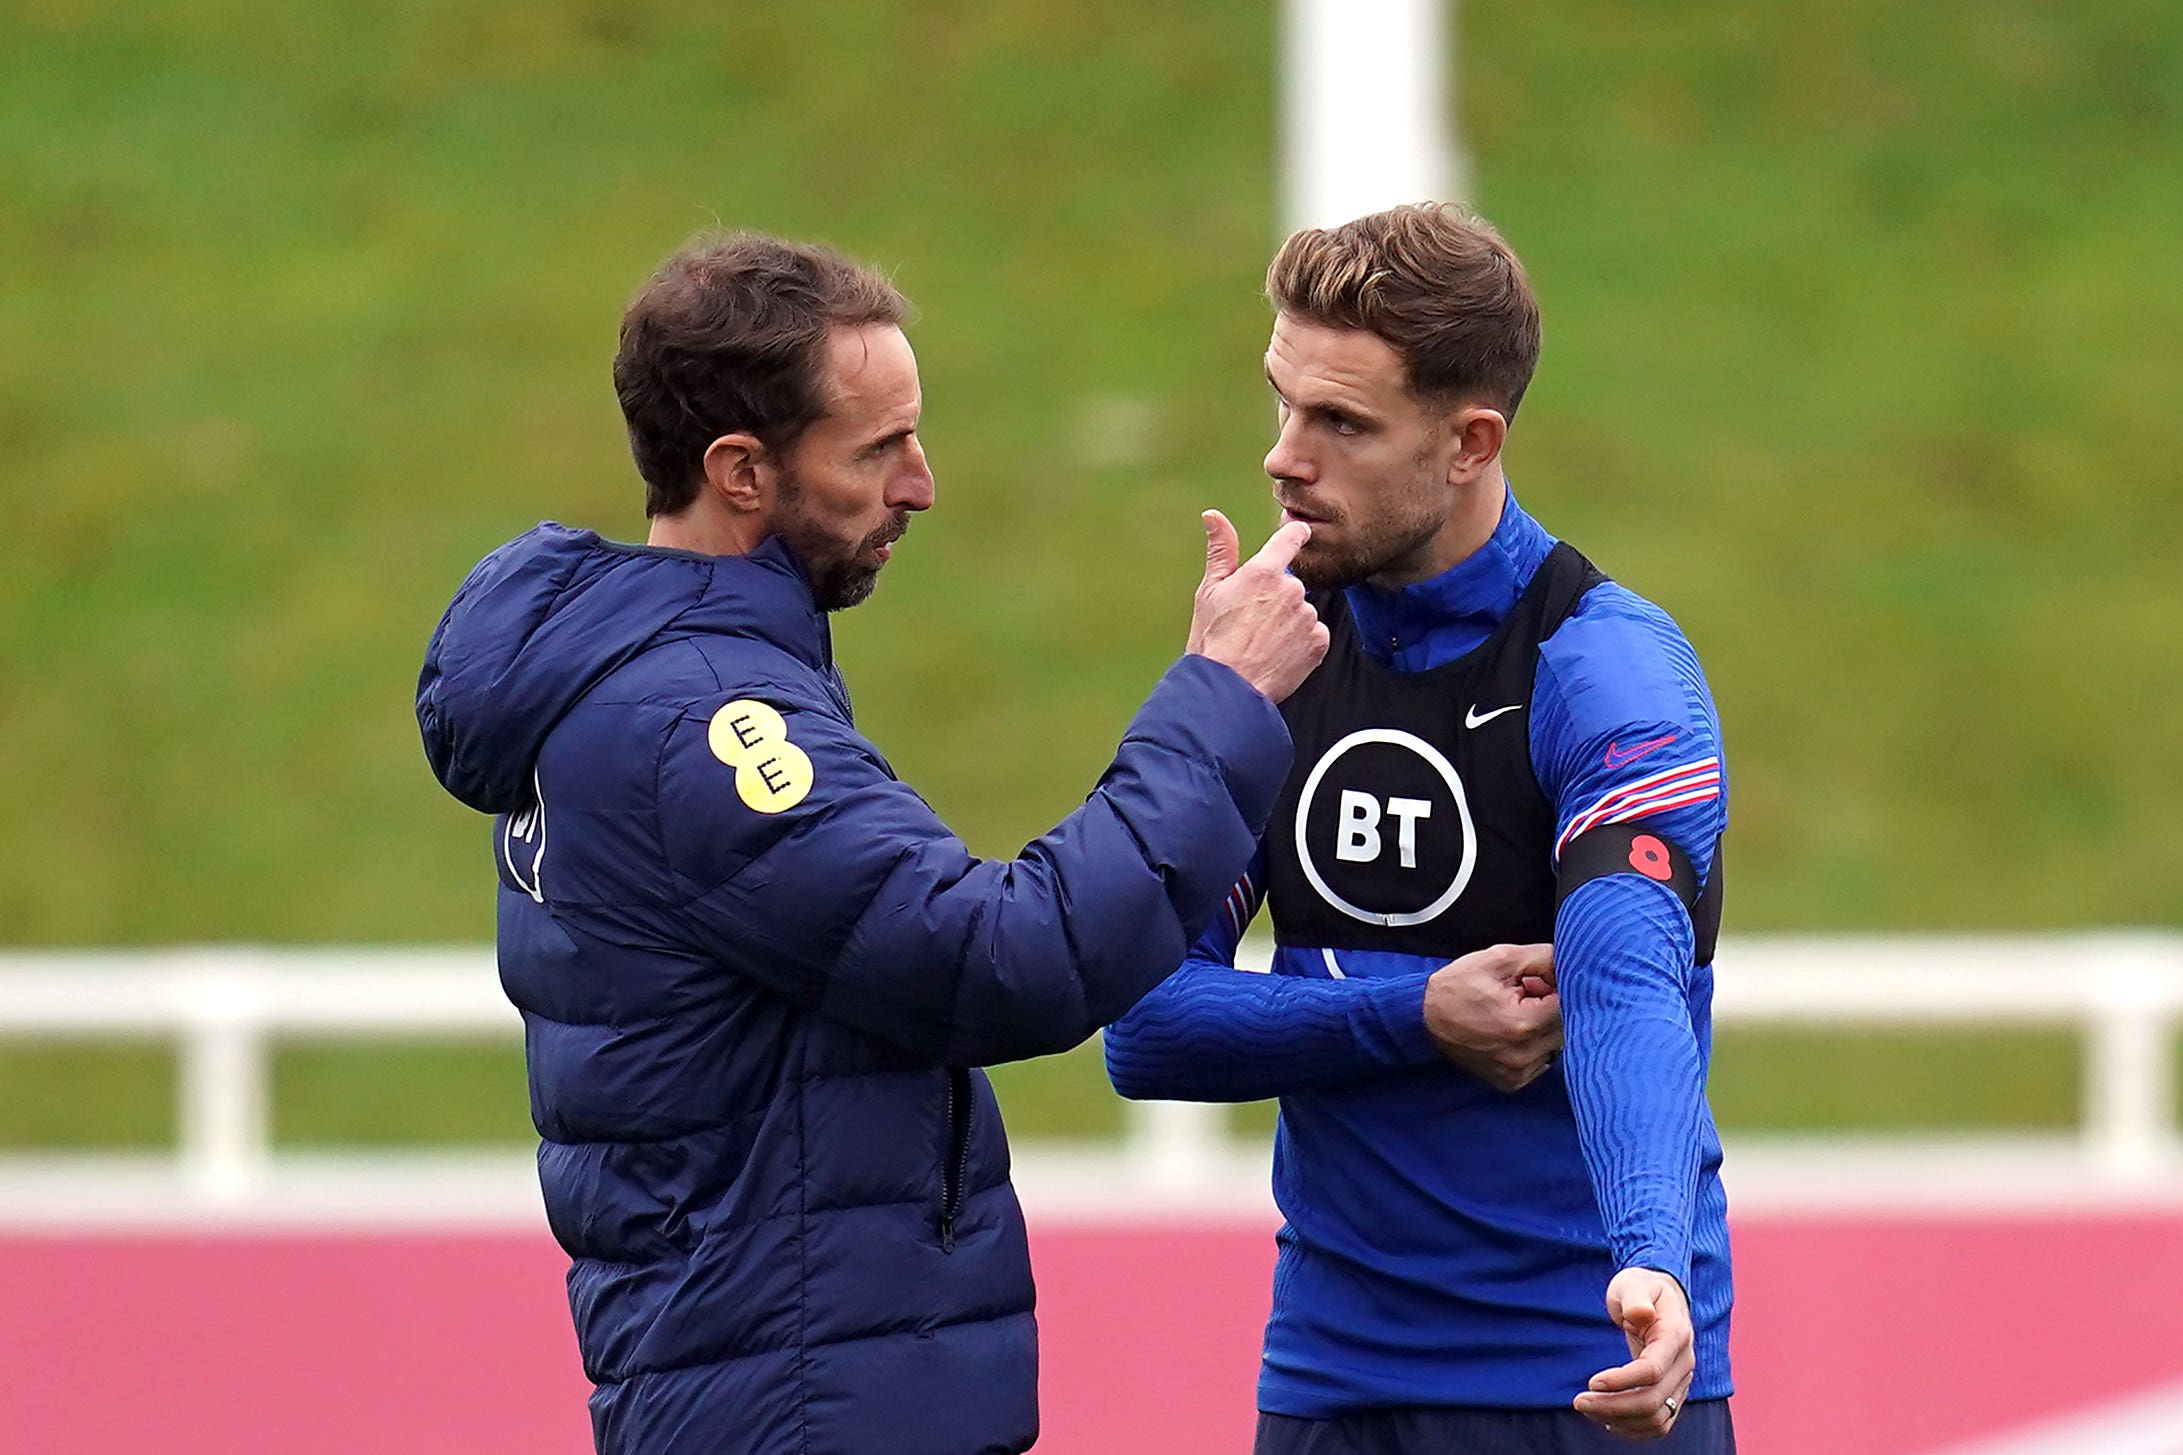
[1187,510,1329,703]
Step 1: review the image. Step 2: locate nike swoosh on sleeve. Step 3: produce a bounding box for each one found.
[1601,733,1678,769]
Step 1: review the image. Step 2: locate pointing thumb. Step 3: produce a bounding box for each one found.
[1200,510,1241,587]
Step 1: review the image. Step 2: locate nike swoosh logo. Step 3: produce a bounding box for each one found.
[1464,703,1523,729]
[1603,733,1679,769]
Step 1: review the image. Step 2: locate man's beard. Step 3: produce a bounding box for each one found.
[1284,440,1450,591]
[774,472,911,612]
[1287,497,1445,591]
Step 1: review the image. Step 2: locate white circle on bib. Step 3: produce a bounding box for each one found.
[1293,727,1477,927]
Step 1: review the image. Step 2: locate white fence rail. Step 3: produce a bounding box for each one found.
[0,949,515,1201]
[1,935,2179,1209]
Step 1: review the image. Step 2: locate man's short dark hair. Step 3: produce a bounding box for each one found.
[1267,203,1542,420]
[614,233,908,517]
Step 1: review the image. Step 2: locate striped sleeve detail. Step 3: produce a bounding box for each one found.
[1219,869,1263,943]
[1554,757,1723,860]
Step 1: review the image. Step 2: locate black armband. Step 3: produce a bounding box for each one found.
[1555,826,1723,966]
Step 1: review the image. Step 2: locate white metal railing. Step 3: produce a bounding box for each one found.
[0,935,2179,1205]
[0,948,514,1200]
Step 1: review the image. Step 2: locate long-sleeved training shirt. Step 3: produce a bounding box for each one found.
[1104,489,1733,1415]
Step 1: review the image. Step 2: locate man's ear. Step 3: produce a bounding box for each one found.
[1444,404,1508,487]
[701,433,772,514]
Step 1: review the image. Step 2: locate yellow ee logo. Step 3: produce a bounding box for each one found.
[707,700,814,814]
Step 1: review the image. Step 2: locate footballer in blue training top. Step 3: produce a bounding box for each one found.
[1107,205,1735,1453]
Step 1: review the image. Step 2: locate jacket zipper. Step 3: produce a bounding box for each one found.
[941,1066,972,1252]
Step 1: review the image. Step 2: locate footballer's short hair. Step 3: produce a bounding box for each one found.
[614,232,908,517]
[1267,202,1541,420]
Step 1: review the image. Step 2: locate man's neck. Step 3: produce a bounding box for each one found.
[647,507,765,558]
[1370,471,1508,591]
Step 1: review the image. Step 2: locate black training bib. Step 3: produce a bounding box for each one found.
[1265,543,1606,959]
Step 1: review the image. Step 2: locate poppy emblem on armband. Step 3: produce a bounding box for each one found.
[707,700,814,814]
[1628,834,1675,882]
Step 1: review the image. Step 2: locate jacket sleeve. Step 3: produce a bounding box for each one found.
[1534,590,1727,1290]
[1103,849,1443,1103]
[655,654,1292,1067]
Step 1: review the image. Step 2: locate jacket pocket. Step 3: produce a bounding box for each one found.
[939,1066,972,1252]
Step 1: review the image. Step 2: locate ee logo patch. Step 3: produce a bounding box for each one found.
[707,700,814,814]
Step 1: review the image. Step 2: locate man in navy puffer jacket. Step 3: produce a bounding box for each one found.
[416,232,1329,1454]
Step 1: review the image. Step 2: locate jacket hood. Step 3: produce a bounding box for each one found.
[417,523,822,813]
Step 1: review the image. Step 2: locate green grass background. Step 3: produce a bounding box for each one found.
[1,0,2178,1146]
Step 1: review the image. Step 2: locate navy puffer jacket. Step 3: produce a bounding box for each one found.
[417,525,1290,1454]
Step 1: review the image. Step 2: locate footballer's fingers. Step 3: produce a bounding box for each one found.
[1575,1365,1694,1439]
[1506,941,1555,989]
[1605,1267,1682,1350]
[1581,1348,1671,1395]
[1575,1358,1689,1441]
[1511,993,1562,1034]
[1578,1274,1695,1437]
[1470,941,1553,987]
[1511,996,1563,1049]
[1483,992,1563,1089]
[1572,1389,1681,1441]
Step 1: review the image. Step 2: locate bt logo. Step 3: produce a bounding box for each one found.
[1295,728,1477,928]
[1334,790,1434,869]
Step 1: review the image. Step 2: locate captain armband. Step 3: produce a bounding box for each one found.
[1555,825,1723,965]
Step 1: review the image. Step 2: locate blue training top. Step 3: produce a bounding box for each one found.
[1105,489,1734,1415]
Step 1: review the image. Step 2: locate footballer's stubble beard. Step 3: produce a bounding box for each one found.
[1284,457,1452,592]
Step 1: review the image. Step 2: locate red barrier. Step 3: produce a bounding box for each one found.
[4,1213,2178,1453]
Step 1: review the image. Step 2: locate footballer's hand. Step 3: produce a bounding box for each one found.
[1187,511,1329,703]
[1422,943,1560,1091]
[1574,1268,1696,1441]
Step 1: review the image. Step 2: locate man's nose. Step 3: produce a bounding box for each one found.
[1264,417,1312,484]
[891,438,936,512]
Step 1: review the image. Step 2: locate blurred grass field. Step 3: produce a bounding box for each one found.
[2,0,2179,1146]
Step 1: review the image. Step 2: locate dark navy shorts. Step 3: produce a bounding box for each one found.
[1254,1400,1735,1455]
